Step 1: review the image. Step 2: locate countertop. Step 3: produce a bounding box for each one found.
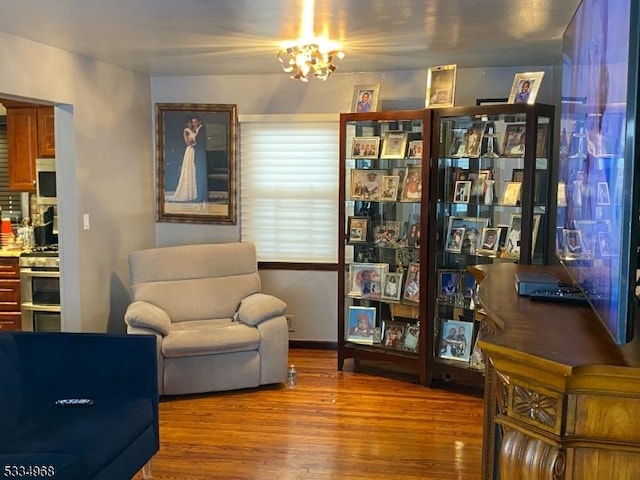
[0,247,28,257]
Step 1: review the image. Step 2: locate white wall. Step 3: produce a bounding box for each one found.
[151,65,557,342]
[0,32,156,333]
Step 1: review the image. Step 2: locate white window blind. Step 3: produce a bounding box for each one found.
[240,117,339,263]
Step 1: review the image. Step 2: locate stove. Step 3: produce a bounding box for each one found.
[19,247,59,269]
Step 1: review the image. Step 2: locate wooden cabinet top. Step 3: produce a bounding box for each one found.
[475,263,640,374]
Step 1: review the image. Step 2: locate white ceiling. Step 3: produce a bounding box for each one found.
[0,0,580,77]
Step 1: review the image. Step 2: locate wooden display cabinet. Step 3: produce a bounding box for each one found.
[425,103,555,386]
[337,109,432,385]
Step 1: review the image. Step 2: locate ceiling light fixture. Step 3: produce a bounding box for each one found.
[277,0,344,82]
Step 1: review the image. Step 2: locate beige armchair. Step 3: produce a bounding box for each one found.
[124,242,289,396]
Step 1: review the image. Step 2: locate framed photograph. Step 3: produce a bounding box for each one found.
[468,169,491,199]
[446,216,490,253]
[453,180,472,203]
[563,229,584,259]
[373,224,396,248]
[445,226,466,253]
[438,319,474,362]
[381,175,400,201]
[557,181,568,207]
[381,131,409,159]
[403,323,420,353]
[462,271,477,300]
[351,84,381,113]
[501,181,522,206]
[351,136,380,158]
[403,262,420,303]
[381,271,404,302]
[505,214,522,256]
[536,123,549,157]
[478,227,500,254]
[425,64,457,108]
[503,123,527,156]
[464,124,483,157]
[347,217,369,243]
[347,306,376,344]
[408,140,424,159]
[390,167,407,199]
[531,213,542,253]
[347,263,388,298]
[597,181,611,205]
[508,71,545,104]
[401,166,422,202]
[382,320,406,349]
[156,103,237,224]
[438,270,460,301]
[350,169,386,200]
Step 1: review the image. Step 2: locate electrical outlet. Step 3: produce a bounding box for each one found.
[286,315,295,332]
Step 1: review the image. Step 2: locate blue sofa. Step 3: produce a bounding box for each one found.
[0,332,159,480]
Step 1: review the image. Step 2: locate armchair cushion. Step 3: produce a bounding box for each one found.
[237,293,287,326]
[125,301,171,335]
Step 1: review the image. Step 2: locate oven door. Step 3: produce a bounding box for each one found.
[20,268,61,331]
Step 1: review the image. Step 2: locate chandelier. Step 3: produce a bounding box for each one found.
[276,0,344,82]
[277,44,345,82]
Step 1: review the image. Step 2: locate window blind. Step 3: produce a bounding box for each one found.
[0,123,22,218]
[240,118,339,263]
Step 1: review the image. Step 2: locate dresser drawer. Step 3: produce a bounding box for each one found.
[0,311,21,331]
[0,257,20,279]
[0,279,20,311]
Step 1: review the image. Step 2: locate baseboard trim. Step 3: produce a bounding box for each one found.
[289,340,337,350]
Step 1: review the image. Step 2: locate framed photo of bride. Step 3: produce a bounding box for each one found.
[155,103,238,224]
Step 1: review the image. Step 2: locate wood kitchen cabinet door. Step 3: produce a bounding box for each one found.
[37,107,55,157]
[6,106,38,192]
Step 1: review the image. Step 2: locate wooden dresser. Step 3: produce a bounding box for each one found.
[474,263,640,480]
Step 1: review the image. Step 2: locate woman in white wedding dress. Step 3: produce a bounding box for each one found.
[170,117,202,202]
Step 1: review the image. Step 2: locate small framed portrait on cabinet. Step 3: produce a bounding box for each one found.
[347,306,376,344]
[351,136,380,158]
[401,166,422,202]
[381,271,404,302]
[453,181,471,203]
[381,132,409,159]
[438,270,459,301]
[350,169,386,200]
[425,64,457,108]
[508,72,544,105]
[438,319,474,362]
[381,175,400,201]
[347,217,369,243]
[478,227,500,254]
[402,262,420,303]
[351,84,381,113]
[408,140,423,159]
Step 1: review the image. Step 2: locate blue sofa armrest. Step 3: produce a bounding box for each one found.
[11,333,158,422]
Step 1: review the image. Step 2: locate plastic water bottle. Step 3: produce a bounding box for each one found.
[287,365,297,389]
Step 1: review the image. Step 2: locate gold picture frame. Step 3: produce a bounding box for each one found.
[425,64,457,108]
[156,103,238,224]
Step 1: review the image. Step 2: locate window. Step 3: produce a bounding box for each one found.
[240,115,339,263]
[0,122,22,219]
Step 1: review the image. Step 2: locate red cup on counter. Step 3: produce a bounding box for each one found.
[1,218,12,234]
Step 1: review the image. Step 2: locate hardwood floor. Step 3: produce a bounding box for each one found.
[134,349,484,480]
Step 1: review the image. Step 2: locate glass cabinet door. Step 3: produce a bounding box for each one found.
[429,104,554,381]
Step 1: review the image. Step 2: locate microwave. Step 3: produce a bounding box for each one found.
[35,158,57,206]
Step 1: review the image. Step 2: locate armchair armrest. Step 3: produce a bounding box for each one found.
[237,293,287,326]
[125,301,171,335]
[12,332,158,413]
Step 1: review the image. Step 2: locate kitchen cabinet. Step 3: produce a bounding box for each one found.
[0,256,21,331]
[4,102,55,191]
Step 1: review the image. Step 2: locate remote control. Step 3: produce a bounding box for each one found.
[529,289,590,305]
[55,398,95,406]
